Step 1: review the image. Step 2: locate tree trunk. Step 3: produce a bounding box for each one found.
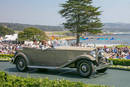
[76,33,80,46]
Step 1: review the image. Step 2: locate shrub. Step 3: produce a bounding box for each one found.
[109,58,130,66]
[0,71,110,87]
[0,54,14,59]
[116,45,130,48]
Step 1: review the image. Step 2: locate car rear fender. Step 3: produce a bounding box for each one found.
[14,52,29,65]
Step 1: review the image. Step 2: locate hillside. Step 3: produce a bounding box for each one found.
[103,23,130,32]
[0,22,130,32]
[0,23,64,31]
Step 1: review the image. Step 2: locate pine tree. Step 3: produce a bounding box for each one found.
[60,0,103,45]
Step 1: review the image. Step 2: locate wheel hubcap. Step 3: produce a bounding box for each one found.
[81,65,87,72]
[80,63,89,73]
[19,61,23,67]
[18,59,25,70]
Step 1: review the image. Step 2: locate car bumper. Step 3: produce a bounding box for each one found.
[95,63,110,70]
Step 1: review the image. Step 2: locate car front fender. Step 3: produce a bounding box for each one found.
[60,54,96,68]
[77,54,96,61]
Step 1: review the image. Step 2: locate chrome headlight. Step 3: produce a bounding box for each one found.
[101,52,104,56]
[90,50,96,58]
[98,51,105,57]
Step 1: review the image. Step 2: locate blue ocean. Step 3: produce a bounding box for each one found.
[81,34,130,46]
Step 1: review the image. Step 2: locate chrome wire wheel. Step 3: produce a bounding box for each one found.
[16,57,27,72]
[77,60,94,78]
[80,63,89,73]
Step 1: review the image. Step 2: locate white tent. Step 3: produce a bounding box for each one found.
[4,34,18,41]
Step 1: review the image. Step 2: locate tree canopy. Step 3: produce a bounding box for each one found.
[59,0,103,45]
[18,27,48,41]
[0,26,14,37]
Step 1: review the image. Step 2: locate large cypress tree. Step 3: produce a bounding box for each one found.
[60,0,103,45]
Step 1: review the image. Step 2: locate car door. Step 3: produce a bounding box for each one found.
[54,49,80,66]
[54,49,91,66]
[54,49,70,66]
[25,48,56,66]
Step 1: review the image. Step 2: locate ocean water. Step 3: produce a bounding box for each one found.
[80,34,130,46]
[110,34,130,45]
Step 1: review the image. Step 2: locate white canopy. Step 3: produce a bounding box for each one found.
[4,34,18,41]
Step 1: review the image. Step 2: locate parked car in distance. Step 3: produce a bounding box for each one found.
[11,46,109,77]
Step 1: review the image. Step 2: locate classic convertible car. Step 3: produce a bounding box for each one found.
[11,46,109,77]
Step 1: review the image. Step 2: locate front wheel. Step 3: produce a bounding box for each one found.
[16,57,28,72]
[77,60,94,78]
[97,68,107,73]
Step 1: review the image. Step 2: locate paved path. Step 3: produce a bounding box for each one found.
[0,62,130,87]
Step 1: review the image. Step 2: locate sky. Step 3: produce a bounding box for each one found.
[0,0,130,26]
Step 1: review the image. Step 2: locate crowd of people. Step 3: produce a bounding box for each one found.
[23,39,72,49]
[0,42,19,54]
[0,40,130,59]
[101,46,130,59]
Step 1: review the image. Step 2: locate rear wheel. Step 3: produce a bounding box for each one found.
[97,68,107,73]
[77,60,94,78]
[16,57,28,72]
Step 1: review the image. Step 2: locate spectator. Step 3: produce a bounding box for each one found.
[126,52,130,59]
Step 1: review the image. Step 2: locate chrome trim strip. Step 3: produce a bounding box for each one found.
[28,66,60,69]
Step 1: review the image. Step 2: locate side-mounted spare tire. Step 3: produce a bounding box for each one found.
[16,56,28,72]
[77,60,94,78]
